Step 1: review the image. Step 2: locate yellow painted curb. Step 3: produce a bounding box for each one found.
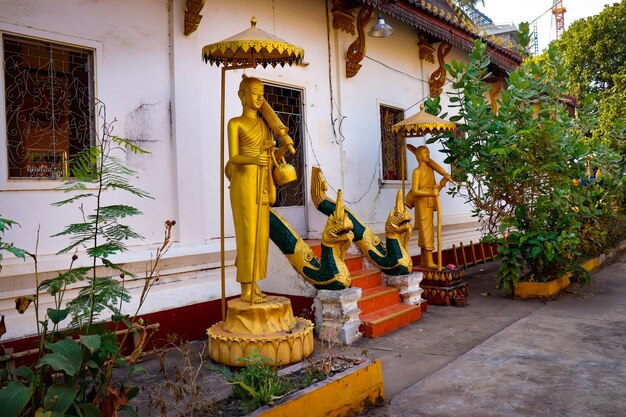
[514,273,571,300]
[514,239,626,300]
[250,360,385,417]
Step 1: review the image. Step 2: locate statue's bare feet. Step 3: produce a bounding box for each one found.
[420,250,437,269]
[255,286,267,298]
[241,283,268,303]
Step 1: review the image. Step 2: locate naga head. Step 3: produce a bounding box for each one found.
[322,190,354,247]
[385,190,413,237]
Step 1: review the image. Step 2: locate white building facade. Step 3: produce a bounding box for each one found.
[0,0,521,342]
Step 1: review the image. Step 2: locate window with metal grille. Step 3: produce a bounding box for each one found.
[263,83,305,207]
[3,34,95,180]
[380,105,404,181]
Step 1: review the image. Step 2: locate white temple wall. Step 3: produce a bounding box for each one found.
[0,0,484,340]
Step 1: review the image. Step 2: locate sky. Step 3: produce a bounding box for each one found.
[477,0,617,52]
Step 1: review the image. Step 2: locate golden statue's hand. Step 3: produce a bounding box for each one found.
[280,135,295,154]
[256,153,270,167]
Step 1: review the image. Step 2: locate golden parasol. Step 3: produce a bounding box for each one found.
[203,17,304,319]
[392,105,456,271]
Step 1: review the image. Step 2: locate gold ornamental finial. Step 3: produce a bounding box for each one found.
[251,16,257,27]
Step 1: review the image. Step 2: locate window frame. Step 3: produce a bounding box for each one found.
[0,23,100,191]
[378,102,405,187]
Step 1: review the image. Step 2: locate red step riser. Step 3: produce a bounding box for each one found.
[345,256,363,272]
[358,291,401,315]
[351,271,383,290]
[363,308,421,338]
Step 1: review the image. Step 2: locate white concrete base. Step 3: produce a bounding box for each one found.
[313,287,362,345]
[384,271,425,305]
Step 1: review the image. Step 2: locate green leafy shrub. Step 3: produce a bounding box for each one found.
[0,103,173,417]
[425,39,602,293]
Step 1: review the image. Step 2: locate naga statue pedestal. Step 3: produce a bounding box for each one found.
[313,287,363,345]
[207,295,314,366]
[417,267,468,306]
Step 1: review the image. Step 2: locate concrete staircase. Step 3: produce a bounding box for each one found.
[310,240,422,338]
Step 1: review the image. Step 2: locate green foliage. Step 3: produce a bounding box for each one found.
[0,216,26,272]
[556,1,626,96]
[555,1,626,158]
[0,103,175,417]
[49,105,152,329]
[513,22,531,58]
[427,40,600,292]
[0,382,32,417]
[212,350,290,413]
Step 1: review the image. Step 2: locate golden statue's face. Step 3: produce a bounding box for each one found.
[244,82,265,111]
[417,147,430,163]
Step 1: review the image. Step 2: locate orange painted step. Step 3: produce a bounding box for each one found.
[358,286,400,315]
[350,268,383,290]
[360,303,422,338]
[345,253,364,272]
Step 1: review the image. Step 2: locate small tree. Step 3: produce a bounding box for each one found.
[0,102,173,417]
[426,40,592,293]
[555,0,626,158]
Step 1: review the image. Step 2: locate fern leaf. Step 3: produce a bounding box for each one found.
[104,182,152,199]
[101,258,135,278]
[67,276,131,327]
[112,136,150,155]
[51,193,95,207]
[56,236,93,255]
[51,222,94,237]
[39,267,91,295]
[99,205,143,220]
[69,146,100,181]
[87,242,127,258]
[103,224,143,241]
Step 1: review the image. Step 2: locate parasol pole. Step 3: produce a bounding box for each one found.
[401,135,406,204]
[220,66,226,320]
[435,193,442,271]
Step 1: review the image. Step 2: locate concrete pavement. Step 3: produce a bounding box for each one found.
[129,251,625,416]
[353,252,626,417]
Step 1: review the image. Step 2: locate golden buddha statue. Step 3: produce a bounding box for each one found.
[405,145,453,269]
[207,76,313,367]
[226,75,294,303]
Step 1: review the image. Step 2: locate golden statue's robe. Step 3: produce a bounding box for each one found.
[229,119,276,284]
[412,163,436,251]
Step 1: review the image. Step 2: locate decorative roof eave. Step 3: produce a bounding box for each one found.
[357,0,523,72]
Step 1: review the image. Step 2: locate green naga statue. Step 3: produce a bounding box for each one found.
[268,167,413,291]
[269,190,354,290]
[310,167,413,276]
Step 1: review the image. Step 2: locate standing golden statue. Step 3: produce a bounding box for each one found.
[226,75,295,303]
[405,145,453,269]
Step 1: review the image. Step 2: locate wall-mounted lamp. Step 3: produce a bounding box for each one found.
[367,15,395,38]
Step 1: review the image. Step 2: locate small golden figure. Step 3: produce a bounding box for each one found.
[405,145,453,269]
[226,76,294,303]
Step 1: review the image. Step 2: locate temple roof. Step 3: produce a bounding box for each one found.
[357,0,524,72]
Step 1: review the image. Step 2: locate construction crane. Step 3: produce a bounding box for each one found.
[552,0,566,39]
[532,22,539,55]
